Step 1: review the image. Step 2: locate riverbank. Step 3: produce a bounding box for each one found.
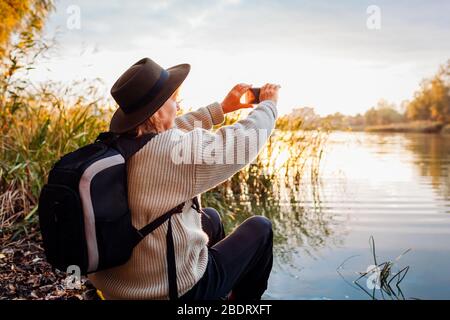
[365,121,449,133]
[0,229,98,300]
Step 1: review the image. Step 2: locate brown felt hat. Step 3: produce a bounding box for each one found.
[109,57,190,133]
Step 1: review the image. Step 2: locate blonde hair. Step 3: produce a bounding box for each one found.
[124,115,159,138]
[124,87,180,138]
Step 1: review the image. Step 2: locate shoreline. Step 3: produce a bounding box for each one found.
[307,122,450,134]
[364,121,448,134]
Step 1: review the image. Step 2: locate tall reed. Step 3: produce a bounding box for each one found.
[1,74,111,236]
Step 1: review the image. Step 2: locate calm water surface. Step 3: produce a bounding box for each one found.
[260,132,450,300]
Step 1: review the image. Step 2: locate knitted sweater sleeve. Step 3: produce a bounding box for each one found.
[190,99,278,196]
[174,102,224,131]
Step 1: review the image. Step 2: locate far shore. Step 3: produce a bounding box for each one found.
[364,121,450,134]
[298,122,450,134]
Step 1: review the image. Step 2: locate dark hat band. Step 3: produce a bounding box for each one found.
[122,69,170,114]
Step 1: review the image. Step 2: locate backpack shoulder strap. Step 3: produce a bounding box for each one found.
[95,131,157,160]
[136,202,186,238]
[135,196,204,300]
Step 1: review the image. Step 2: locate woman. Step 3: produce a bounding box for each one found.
[88,57,280,300]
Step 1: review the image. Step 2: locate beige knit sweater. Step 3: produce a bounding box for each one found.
[88,99,278,299]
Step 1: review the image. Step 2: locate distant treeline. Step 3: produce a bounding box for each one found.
[277,60,450,132]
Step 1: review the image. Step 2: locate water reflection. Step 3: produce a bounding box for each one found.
[204,131,450,299]
[403,133,450,201]
[204,130,345,263]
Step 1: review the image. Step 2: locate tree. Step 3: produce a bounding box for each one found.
[0,0,55,107]
[364,99,404,126]
[0,0,54,57]
[406,60,450,123]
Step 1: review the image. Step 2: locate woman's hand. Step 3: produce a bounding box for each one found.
[260,83,281,104]
[221,83,254,114]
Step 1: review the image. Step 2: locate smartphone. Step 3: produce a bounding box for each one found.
[245,88,261,104]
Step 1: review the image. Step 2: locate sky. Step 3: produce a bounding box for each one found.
[31,0,450,116]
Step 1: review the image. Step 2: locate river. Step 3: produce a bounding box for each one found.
[261,132,450,299]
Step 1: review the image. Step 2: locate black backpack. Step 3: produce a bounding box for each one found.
[38,131,202,300]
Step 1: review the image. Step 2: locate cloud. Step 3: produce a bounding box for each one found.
[36,0,450,115]
[45,0,450,61]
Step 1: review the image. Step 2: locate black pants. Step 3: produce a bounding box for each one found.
[179,207,273,300]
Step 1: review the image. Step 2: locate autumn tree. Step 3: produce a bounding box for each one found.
[406,60,450,123]
[0,0,54,57]
[364,99,404,126]
[0,0,54,108]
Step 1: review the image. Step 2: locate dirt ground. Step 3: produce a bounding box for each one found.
[0,226,98,300]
